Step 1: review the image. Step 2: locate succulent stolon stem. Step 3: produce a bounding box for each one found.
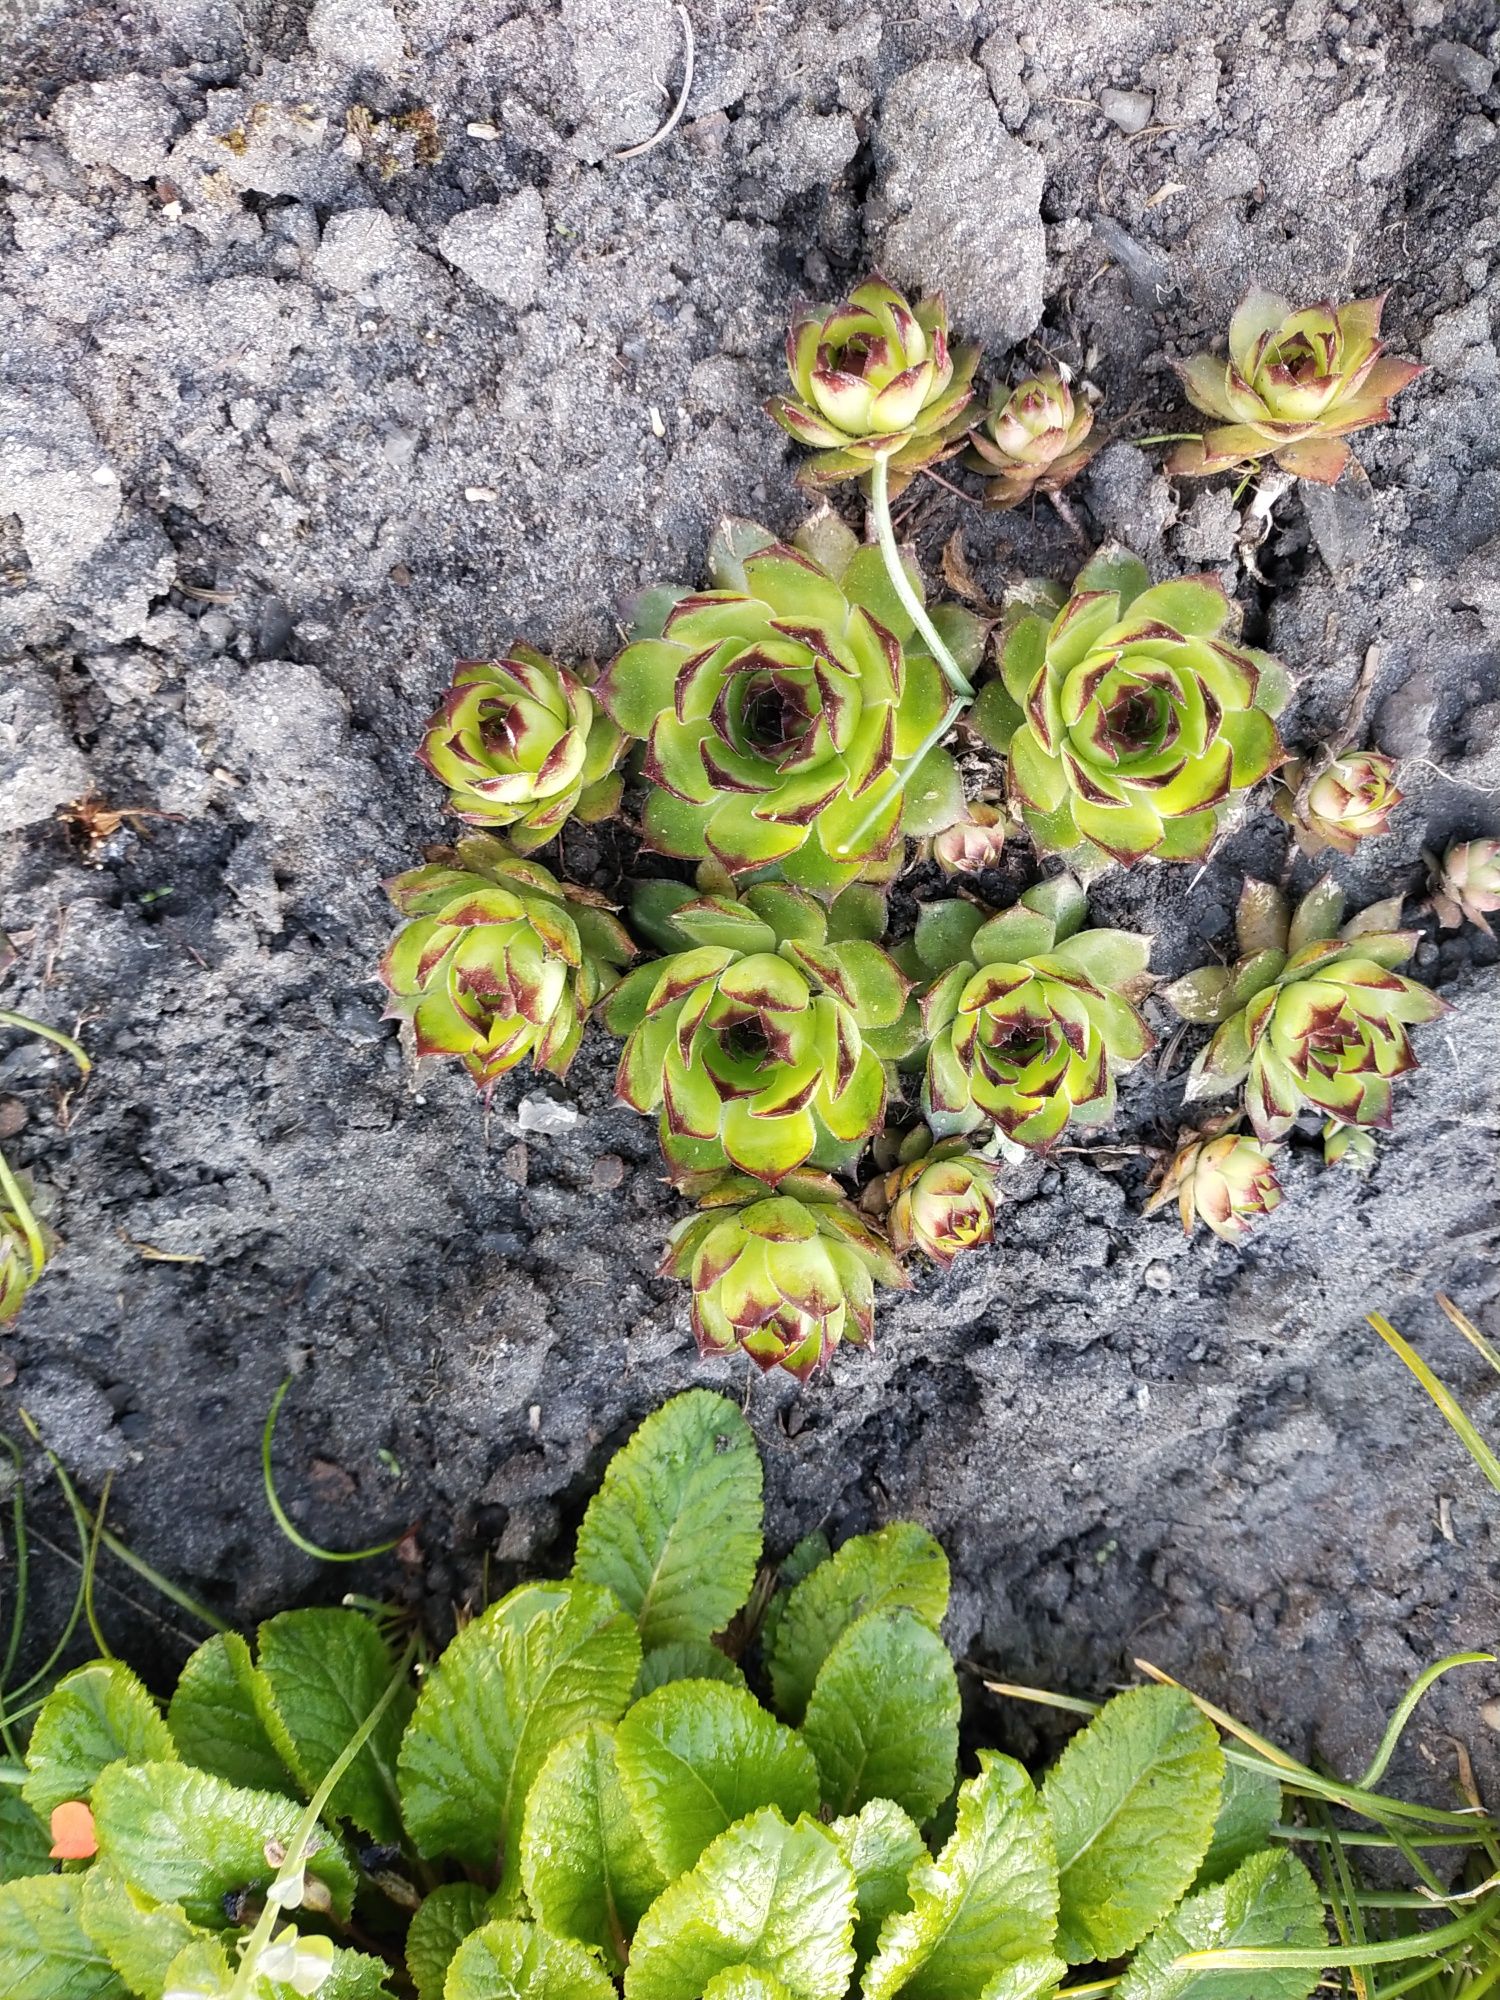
[835,451,971,859]
[0,1149,45,1279]
[868,452,973,700]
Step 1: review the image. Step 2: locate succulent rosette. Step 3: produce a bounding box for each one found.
[867,1135,1001,1267]
[604,881,912,1185]
[1164,877,1449,1142]
[1323,1120,1377,1171]
[975,548,1290,866]
[1145,1122,1282,1243]
[662,1168,909,1380]
[1166,289,1422,484]
[931,803,1011,876]
[965,371,1099,510]
[596,520,963,893]
[379,835,634,1094]
[417,645,624,850]
[1275,750,1403,856]
[913,874,1154,1147]
[767,275,979,490]
[1431,837,1500,936]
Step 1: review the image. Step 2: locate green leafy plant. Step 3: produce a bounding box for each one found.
[1144,1117,1283,1244]
[416,647,624,848]
[971,548,1290,867]
[964,371,1100,513]
[1162,878,1448,1153]
[377,261,1455,1375]
[3,1391,1495,2000]
[1165,289,1423,484]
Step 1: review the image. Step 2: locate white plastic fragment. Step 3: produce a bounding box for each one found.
[517,1094,579,1134]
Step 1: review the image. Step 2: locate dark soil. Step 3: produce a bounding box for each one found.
[2,0,1499,1802]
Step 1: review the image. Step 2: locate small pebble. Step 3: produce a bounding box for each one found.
[589,1154,626,1191]
[1100,87,1154,134]
[1143,1261,1173,1292]
[517,1094,578,1134]
[0,1098,28,1139]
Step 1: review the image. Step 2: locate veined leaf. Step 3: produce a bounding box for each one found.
[79,1864,199,2000]
[863,1752,1058,2000]
[255,1609,413,1843]
[616,1680,820,1880]
[0,1874,126,2000]
[22,1661,176,1817]
[760,1534,832,1662]
[160,1933,395,1999]
[445,1917,616,2000]
[1195,1762,1281,1889]
[92,1759,356,1928]
[830,1799,924,1970]
[624,1807,855,2000]
[397,1579,640,1877]
[406,1884,488,2000]
[167,1633,295,1797]
[978,1953,1067,2000]
[0,1791,51,1885]
[802,1610,959,1821]
[701,1974,796,2000]
[574,1393,762,1651]
[1044,1685,1223,1963]
[769,1524,949,1725]
[636,1641,747,1700]
[521,1723,665,1969]
[1114,1848,1323,2000]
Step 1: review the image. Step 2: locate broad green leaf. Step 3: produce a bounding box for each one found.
[1127,579,1229,638]
[397,1579,640,1876]
[913,901,986,976]
[573,1391,762,1651]
[445,1917,615,2000]
[968,909,1055,967]
[802,1610,959,1821]
[312,1946,400,2000]
[827,886,888,945]
[168,1633,296,1796]
[159,1936,231,1998]
[636,1641,747,1699]
[159,1932,395,2000]
[760,1533,832,1661]
[978,1953,1067,2000]
[0,1790,50,1884]
[1195,1762,1282,1889]
[830,1799,924,1969]
[23,1661,177,1817]
[1114,1848,1323,2000]
[969,677,1023,755]
[768,1524,949,1725]
[521,1723,665,1970]
[624,1807,855,2000]
[0,1874,126,2000]
[255,1610,412,1843]
[863,1753,1058,2000]
[1072,547,1150,607]
[92,1759,356,1927]
[1045,1686,1223,1963]
[901,747,965,840]
[80,1864,199,2000]
[842,543,922,638]
[701,1973,795,2000]
[616,1680,820,1880]
[407,1884,488,2000]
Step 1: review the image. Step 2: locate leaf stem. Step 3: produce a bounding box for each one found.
[0,1150,46,1279]
[263,1379,402,1564]
[868,453,973,698]
[227,1636,418,2000]
[0,1009,91,1074]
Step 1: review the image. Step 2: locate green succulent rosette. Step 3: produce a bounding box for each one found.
[597,519,972,894]
[379,835,634,1094]
[766,275,979,491]
[964,370,1099,511]
[867,1134,1001,1268]
[973,548,1290,867]
[1167,289,1423,484]
[662,1168,909,1380]
[1144,1122,1283,1244]
[913,874,1154,1148]
[417,645,624,850]
[1164,877,1449,1143]
[604,880,917,1186]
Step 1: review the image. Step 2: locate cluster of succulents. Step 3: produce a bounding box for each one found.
[378,267,1473,1378]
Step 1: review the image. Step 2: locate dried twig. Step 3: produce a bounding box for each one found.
[615,5,695,160]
